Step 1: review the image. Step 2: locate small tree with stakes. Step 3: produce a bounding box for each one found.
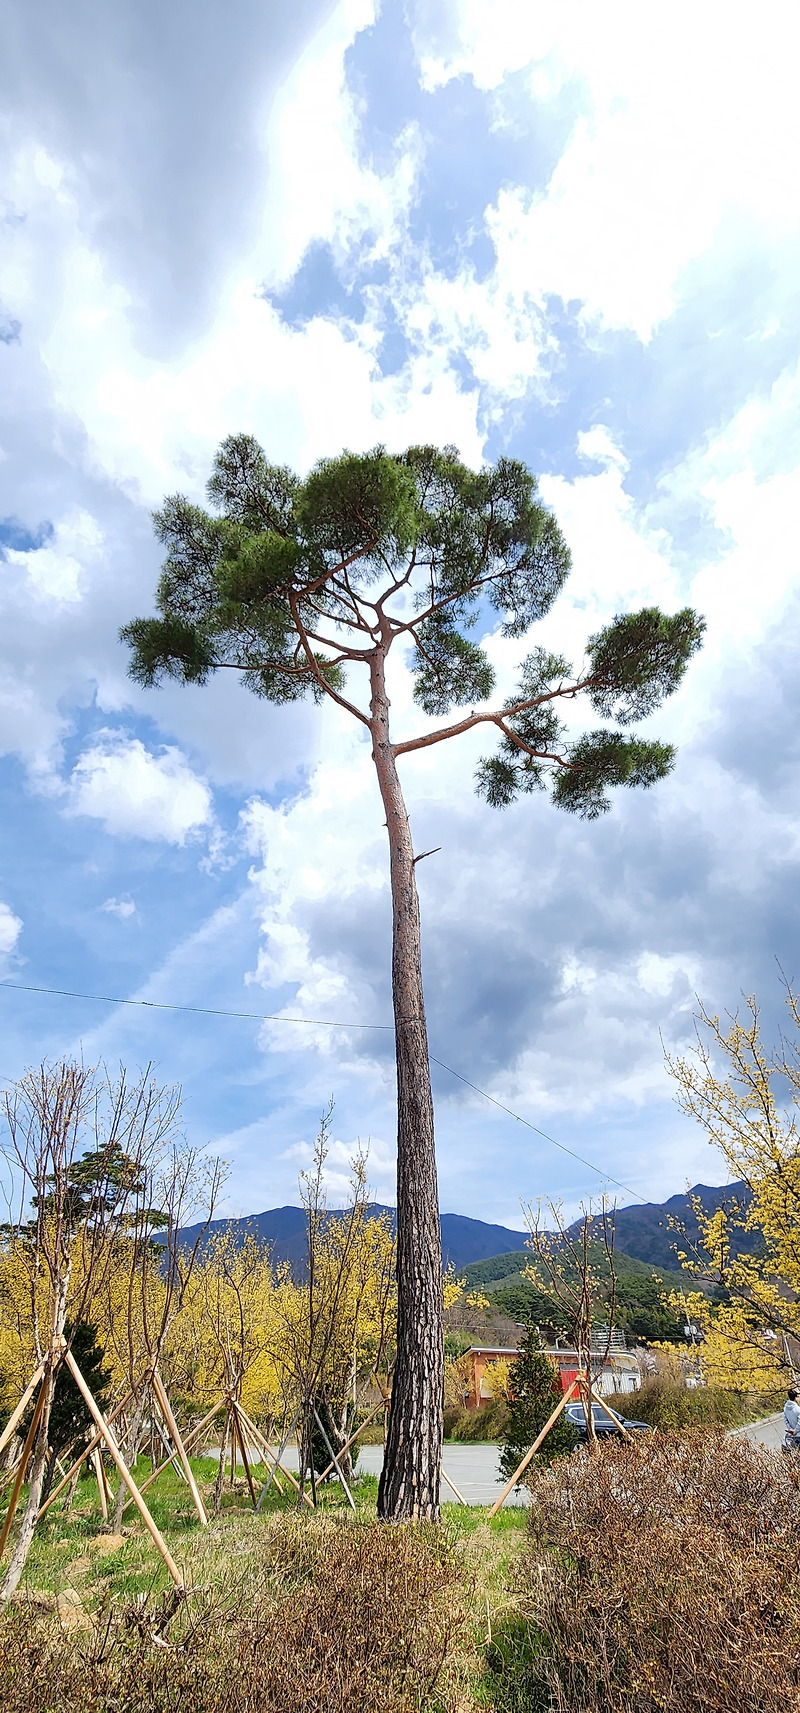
[123,438,704,1520]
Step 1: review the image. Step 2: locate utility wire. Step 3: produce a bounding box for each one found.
[1,978,647,1203]
[429,1056,646,1204]
[0,980,392,1031]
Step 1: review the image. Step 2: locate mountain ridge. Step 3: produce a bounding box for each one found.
[178,1180,751,1276]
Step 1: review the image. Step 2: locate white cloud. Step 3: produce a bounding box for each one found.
[68,733,213,844]
[0,121,476,525]
[411,0,800,340]
[101,894,137,919]
[261,0,411,290]
[278,1132,396,1204]
[577,426,629,473]
[3,508,104,604]
[637,952,700,999]
[241,706,390,1056]
[0,900,23,961]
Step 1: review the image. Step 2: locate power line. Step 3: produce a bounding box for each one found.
[1,977,646,1203]
[0,980,392,1031]
[429,1057,646,1204]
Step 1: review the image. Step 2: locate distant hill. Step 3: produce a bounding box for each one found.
[177,1204,528,1275]
[177,1180,752,1278]
[588,1181,753,1272]
[461,1245,693,1343]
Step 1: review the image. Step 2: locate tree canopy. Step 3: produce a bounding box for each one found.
[123,438,704,818]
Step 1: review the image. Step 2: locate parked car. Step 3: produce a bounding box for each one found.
[564,1401,652,1441]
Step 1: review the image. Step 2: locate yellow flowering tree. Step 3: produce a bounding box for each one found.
[175,1229,287,1427]
[665,989,800,1390]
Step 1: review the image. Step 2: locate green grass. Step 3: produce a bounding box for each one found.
[6,1451,527,1620]
[2,1449,533,1713]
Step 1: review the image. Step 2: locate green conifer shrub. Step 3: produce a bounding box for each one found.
[498,1330,578,1484]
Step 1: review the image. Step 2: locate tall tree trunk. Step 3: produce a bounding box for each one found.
[371,649,443,1522]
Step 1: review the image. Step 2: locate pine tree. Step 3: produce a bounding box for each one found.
[123,438,703,1519]
[498,1329,578,1484]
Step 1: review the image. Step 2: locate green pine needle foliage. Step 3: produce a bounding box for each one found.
[498,1330,579,1484]
[123,436,704,822]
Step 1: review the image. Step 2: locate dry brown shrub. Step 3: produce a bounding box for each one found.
[499,1432,800,1713]
[0,1516,468,1713]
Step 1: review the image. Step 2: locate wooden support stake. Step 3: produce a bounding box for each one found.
[100,1450,114,1508]
[37,1393,132,1521]
[225,1406,234,1486]
[488,1379,580,1518]
[92,1447,109,1522]
[230,1407,257,1508]
[239,1406,314,1510]
[440,1464,469,1507]
[315,1399,385,1483]
[0,1359,47,1460]
[578,1373,596,1450]
[0,1381,47,1560]
[152,1370,208,1526]
[123,1398,225,1512]
[239,1406,311,1505]
[234,1409,284,1493]
[587,1382,634,1441]
[312,1406,356,1512]
[63,1350,183,1589]
[153,1409,186,1480]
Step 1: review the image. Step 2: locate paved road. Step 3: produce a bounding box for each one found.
[356,1443,528,1506]
[256,1441,527,1506]
[732,1412,785,1451]
[228,1416,790,1509]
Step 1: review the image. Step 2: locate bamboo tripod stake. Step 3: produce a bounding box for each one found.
[38,1393,133,1521]
[487,1375,636,1516]
[0,1358,47,1462]
[488,1379,580,1517]
[236,1405,314,1509]
[3,1354,201,1583]
[440,1464,469,1506]
[235,1408,285,1494]
[587,1383,633,1441]
[314,1399,385,1483]
[92,1447,109,1522]
[151,1369,209,1526]
[0,1383,47,1560]
[312,1406,356,1511]
[63,1350,183,1588]
[230,1408,257,1507]
[123,1398,225,1513]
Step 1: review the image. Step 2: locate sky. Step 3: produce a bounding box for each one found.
[1,0,800,1226]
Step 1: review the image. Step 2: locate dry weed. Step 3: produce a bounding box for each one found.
[492,1431,800,1712]
[0,1514,468,1713]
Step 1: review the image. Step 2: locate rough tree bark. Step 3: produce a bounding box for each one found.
[372,648,443,1522]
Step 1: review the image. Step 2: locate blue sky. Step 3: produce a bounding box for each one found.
[2,0,800,1224]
